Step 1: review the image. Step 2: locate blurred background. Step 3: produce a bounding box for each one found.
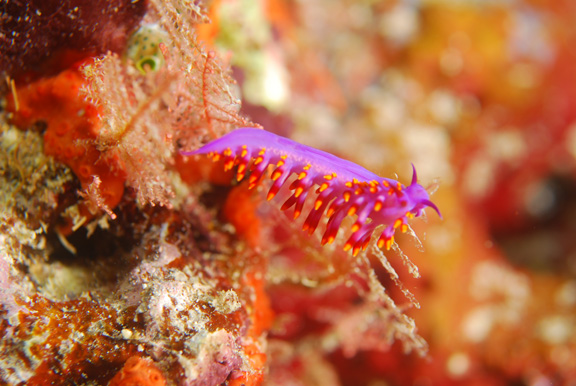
[210,0,576,384]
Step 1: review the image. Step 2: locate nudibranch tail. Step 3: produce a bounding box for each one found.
[183,128,441,256]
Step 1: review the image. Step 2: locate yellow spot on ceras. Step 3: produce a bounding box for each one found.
[351,222,361,233]
[248,174,260,189]
[293,208,302,219]
[324,173,337,180]
[326,207,336,217]
[374,201,383,212]
[224,159,235,171]
[406,211,415,219]
[393,218,403,229]
[369,181,379,193]
[314,198,323,211]
[347,205,357,216]
[240,145,248,158]
[385,236,394,250]
[253,150,266,166]
[236,163,247,181]
[318,182,329,193]
[303,164,311,170]
[275,155,288,167]
[298,171,307,180]
[271,169,283,181]
[222,148,235,171]
[294,186,305,198]
[343,191,351,202]
[322,234,336,245]
[377,236,394,250]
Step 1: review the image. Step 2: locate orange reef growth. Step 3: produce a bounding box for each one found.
[7,61,126,225]
[108,356,166,386]
[3,295,138,386]
[0,201,273,385]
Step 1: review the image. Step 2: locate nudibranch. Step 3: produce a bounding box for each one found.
[182,128,441,256]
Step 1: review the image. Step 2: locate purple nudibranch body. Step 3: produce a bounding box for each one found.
[182,128,441,255]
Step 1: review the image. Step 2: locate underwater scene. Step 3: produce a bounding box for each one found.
[1,0,575,385]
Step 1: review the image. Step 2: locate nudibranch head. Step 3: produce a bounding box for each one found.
[404,165,442,219]
[183,128,441,256]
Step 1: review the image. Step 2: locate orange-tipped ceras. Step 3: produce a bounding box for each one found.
[182,128,441,256]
